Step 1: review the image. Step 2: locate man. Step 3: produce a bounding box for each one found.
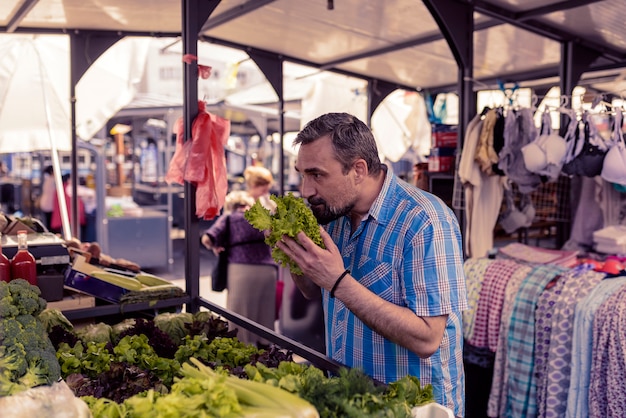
[276,112,467,417]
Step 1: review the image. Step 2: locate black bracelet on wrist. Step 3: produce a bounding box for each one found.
[330,269,350,298]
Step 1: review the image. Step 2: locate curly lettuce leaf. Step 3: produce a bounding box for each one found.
[244,193,323,275]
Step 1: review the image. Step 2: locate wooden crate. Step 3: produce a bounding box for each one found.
[47,287,95,311]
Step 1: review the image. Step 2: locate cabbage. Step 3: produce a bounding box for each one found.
[153,312,194,345]
[111,318,137,341]
[38,308,74,332]
[75,323,113,344]
[192,310,216,323]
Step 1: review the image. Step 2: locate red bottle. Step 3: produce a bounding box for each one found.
[0,233,10,282]
[11,230,37,286]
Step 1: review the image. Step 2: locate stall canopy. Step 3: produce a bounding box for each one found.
[1,0,625,97]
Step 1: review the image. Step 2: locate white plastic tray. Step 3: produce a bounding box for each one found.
[411,402,455,418]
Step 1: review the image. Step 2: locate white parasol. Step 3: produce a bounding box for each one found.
[0,35,73,238]
[0,35,72,154]
[0,34,150,239]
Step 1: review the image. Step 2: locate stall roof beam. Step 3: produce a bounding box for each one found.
[8,26,181,38]
[200,34,419,93]
[321,19,501,71]
[467,0,624,62]
[427,59,626,95]
[201,0,276,32]
[424,0,474,68]
[368,80,399,123]
[6,0,40,33]
[516,0,607,21]
[428,68,559,94]
[70,33,123,85]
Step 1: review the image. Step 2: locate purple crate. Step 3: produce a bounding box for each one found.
[64,268,129,303]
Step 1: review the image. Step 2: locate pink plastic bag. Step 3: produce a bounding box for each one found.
[194,109,229,219]
[164,117,190,186]
[165,102,230,220]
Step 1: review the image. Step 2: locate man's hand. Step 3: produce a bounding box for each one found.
[276,226,345,292]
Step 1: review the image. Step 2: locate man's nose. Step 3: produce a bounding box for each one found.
[300,177,314,198]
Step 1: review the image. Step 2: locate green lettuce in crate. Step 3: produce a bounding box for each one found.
[245,193,324,275]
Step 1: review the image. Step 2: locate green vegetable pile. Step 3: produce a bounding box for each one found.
[52,311,248,397]
[83,358,320,418]
[43,310,435,417]
[244,362,434,417]
[0,279,60,396]
[245,193,324,275]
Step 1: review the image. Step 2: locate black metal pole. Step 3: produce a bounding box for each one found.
[181,0,221,312]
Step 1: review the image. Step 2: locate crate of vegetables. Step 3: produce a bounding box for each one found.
[63,256,132,303]
[64,254,182,304]
[64,268,131,304]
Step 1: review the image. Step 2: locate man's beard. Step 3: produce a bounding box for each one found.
[308,197,353,225]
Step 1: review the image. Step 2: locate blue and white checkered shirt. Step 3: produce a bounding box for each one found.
[322,169,468,417]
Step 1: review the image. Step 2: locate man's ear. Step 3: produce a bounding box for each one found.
[353,159,368,183]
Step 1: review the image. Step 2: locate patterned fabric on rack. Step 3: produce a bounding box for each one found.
[487,260,522,353]
[487,264,533,418]
[504,264,568,418]
[468,259,521,350]
[463,257,493,341]
[534,275,568,418]
[566,277,626,418]
[589,283,626,417]
[497,242,579,268]
[542,268,605,418]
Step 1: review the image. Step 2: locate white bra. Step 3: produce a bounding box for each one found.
[521,110,569,180]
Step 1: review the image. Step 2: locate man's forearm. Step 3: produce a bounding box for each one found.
[333,272,447,358]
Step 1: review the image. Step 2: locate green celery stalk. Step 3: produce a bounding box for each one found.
[186,358,320,418]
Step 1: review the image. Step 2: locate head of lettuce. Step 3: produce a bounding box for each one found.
[244,193,324,275]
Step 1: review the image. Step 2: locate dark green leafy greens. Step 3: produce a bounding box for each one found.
[58,311,435,417]
[245,193,324,275]
[66,362,166,403]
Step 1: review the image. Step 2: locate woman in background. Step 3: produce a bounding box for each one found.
[202,188,278,348]
[50,173,85,236]
[39,165,55,230]
[243,165,276,210]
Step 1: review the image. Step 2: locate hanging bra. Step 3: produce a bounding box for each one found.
[521,109,569,181]
[499,186,535,234]
[600,108,626,185]
[562,112,608,177]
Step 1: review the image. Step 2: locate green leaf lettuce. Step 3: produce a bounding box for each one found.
[244,193,324,275]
